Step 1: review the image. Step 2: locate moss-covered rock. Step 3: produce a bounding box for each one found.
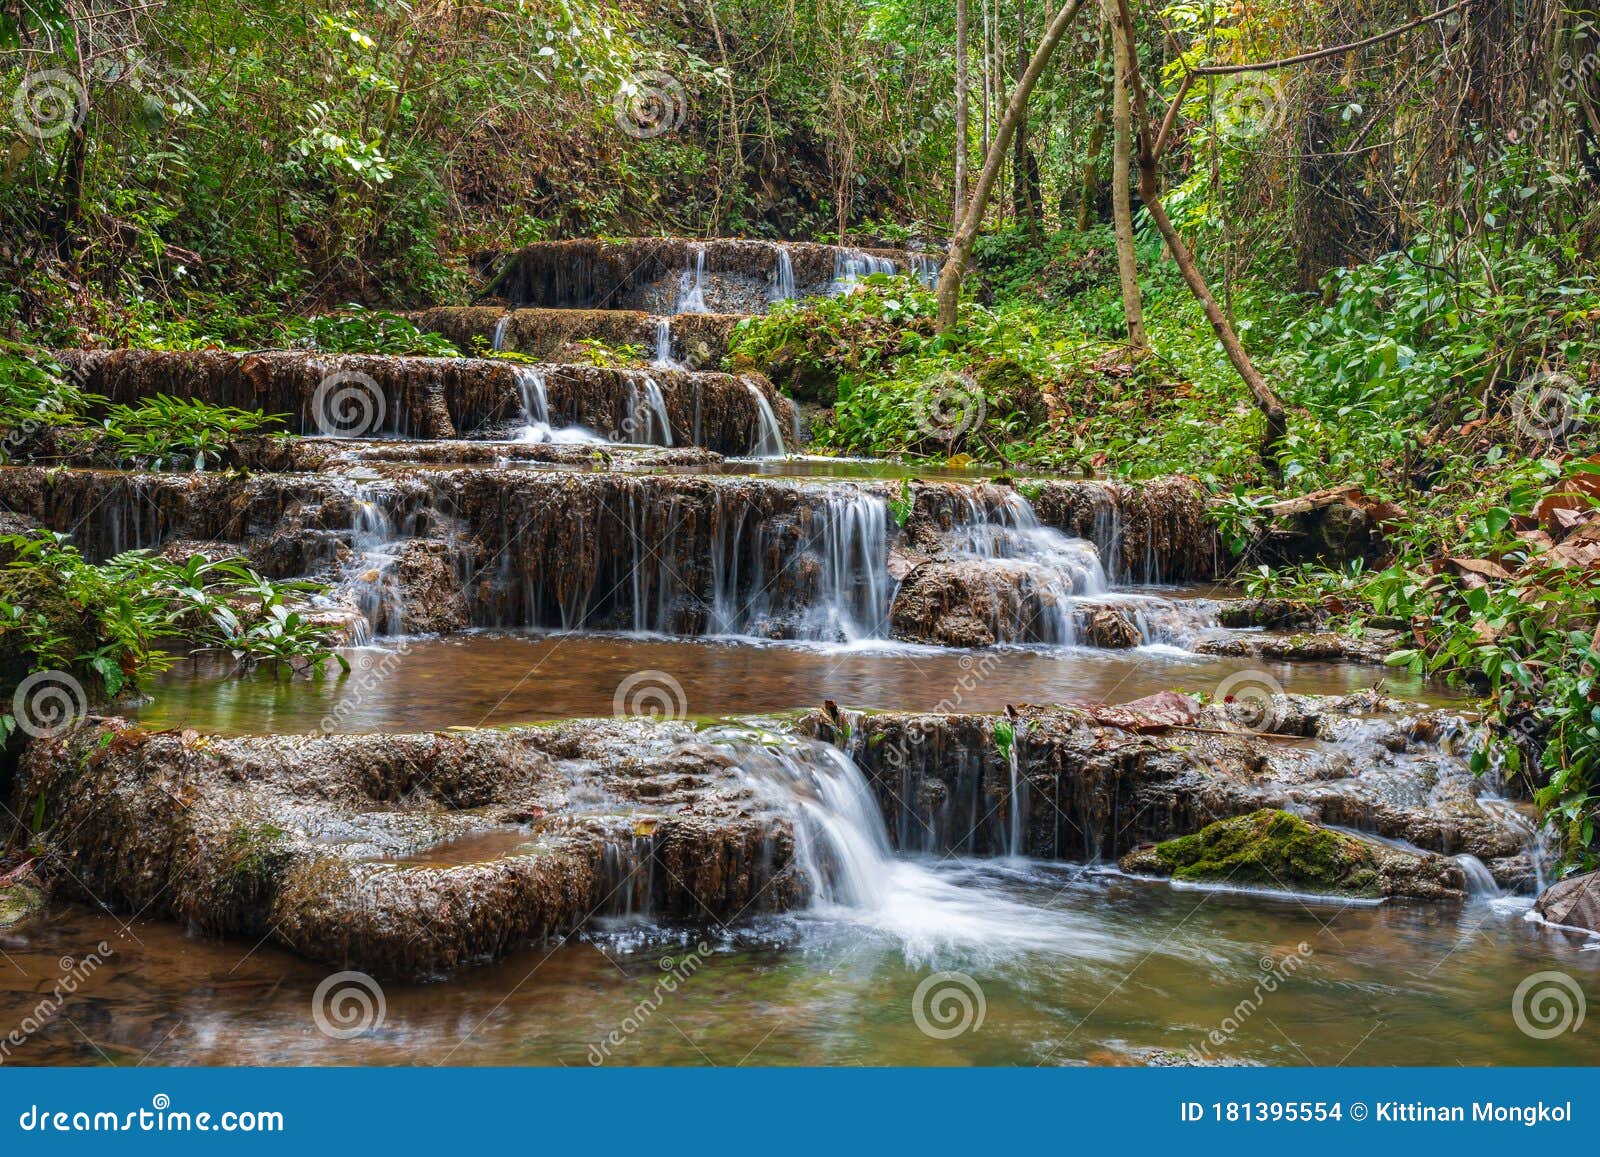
[1119,808,1464,901]
[0,880,46,929]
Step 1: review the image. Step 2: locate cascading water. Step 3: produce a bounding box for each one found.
[651,317,678,368]
[491,314,511,352]
[771,246,797,303]
[343,481,406,637]
[935,488,1216,647]
[829,248,898,295]
[910,253,940,289]
[714,729,1134,964]
[621,375,673,446]
[677,243,709,313]
[744,380,786,458]
[513,366,606,444]
[710,488,892,642]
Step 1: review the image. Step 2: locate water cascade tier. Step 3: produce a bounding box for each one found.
[51,348,794,455]
[15,693,1535,979]
[0,466,1218,641]
[488,238,930,312]
[405,306,744,366]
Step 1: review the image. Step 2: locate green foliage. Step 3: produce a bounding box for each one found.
[287,309,460,357]
[99,395,287,470]
[0,531,347,738]
[0,348,91,458]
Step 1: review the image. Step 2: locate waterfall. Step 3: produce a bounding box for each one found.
[513,366,606,444]
[677,242,709,313]
[344,482,405,636]
[491,314,510,352]
[710,487,892,642]
[651,317,678,368]
[622,375,672,445]
[643,377,672,446]
[910,253,940,289]
[829,248,898,295]
[722,734,892,908]
[1452,854,1502,900]
[744,379,786,457]
[940,488,1110,645]
[771,246,796,302]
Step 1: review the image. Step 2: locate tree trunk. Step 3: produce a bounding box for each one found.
[1103,0,1145,349]
[936,0,1089,331]
[1112,0,1286,469]
[1076,34,1112,231]
[954,0,969,236]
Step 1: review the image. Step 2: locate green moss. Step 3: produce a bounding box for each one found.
[1148,809,1381,897]
[0,881,45,929]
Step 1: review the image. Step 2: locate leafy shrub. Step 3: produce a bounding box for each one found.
[99,395,287,470]
[287,308,461,357]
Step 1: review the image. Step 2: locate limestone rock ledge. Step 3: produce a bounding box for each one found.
[15,719,804,978]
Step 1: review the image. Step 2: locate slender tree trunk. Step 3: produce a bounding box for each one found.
[1103,0,1145,349]
[936,0,1089,331]
[1076,34,1112,231]
[954,0,969,236]
[1111,0,1285,467]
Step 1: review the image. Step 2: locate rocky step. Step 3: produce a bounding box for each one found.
[801,692,1532,887]
[52,348,794,455]
[18,718,805,979]
[14,694,1527,978]
[405,305,742,366]
[0,467,1218,640]
[485,237,935,313]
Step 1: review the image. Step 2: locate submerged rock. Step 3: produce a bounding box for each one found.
[15,719,806,978]
[1118,808,1464,901]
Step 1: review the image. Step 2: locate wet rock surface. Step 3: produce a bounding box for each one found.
[802,693,1529,875]
[16,719,805,978]
[491,238,920,311]
[1194,629,1399,665]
